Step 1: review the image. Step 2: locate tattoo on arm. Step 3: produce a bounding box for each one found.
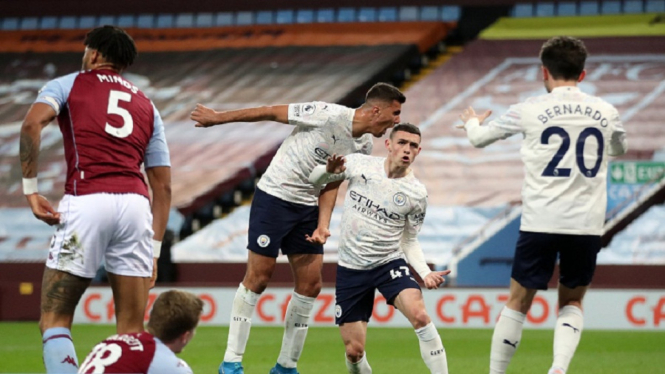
[19,131,39,177]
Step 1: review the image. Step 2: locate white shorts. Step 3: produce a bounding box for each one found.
[46,193,154,278]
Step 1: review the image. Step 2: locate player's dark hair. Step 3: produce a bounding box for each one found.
[366,82,406,105]
[539,36,587,81]
[390,122,421,139]
[84,25,137,70]
[147,290,204,343]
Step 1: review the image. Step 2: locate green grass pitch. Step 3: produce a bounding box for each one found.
[1,323,663,373]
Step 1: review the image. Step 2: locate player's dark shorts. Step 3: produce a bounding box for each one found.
[335,258,421,325]
[247,187,323,258]
[512,230,601,290]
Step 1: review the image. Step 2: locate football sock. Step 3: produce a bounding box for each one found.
[346,352,372,374]
[551,305,584,373]
[415,322,449,374]
[223,283,260,363]
[277,292,315,369]
[42,327,78,373]
[490,307,526,374]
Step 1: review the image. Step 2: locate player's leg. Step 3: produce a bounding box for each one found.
[393,286,448,373]
[272,203,324,374]
[41,194,106,373]
[490,231,558,374]
[106,273,151,333]
[224,188,291,374]
[335,264,376,374]
[340,321,372,374]
[548,234,600,374]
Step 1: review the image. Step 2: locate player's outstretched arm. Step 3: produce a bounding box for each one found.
[309,154,347,186]
[146,166,172,288]
[191,103,289,127]
[457,105,523,148]
[20,103,61,226]
[306,180,343,245]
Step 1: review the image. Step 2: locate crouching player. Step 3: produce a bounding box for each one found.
[309,123,450,374]
[78,290,203,374]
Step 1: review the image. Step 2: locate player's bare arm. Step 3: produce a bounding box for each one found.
[191,103,289,127]
[305,180,342,245]
[20,103,61,226]
[146,166,172,288]
[423,270,452,290]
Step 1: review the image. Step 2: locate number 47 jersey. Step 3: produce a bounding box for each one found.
[35,69,170,199]
[464,86,627,235]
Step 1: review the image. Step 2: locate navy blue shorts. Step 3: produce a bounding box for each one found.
[247,187,323,258]
[335,258,421,325]
[512,231,601,290]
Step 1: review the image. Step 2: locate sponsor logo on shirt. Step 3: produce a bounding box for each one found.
[303,104,316,115]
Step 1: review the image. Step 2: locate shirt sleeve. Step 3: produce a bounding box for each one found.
[288,102,350,128]
[147,343,193,374]
[34,72,79,115]
[401,192,431,279]
[607,107,628,156]
[145,102,171,168]
[465,103,525,148]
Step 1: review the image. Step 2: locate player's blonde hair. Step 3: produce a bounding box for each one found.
[147,290,204,342]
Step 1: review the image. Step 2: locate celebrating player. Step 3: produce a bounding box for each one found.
[78,290,203,374]
[457,36,627,374]
[309,123,450,374]
[191,83,404,374]
[19,26,171,373]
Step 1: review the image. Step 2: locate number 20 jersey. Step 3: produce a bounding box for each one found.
[35,69,170,199]
[478,86,626,235]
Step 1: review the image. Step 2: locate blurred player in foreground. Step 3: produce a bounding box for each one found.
[78,290,202,374]
[192,83,404,374]
[309,123,450,374]
[19,26,171,373]
[457,36,627,374]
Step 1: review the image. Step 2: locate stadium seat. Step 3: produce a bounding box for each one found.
[97,15,116,27]
[79,15,96,29]
[1,18,18,30]
[276,10,294,24]
[215,12,234,26]
[512,3,534,17]
[236,11,254,25]
[174,13,194,28]
[156,14,174,28]
[536,2,556,17]
[623,0,645,13]
[557,1,578,16]
[59,16,78,29]
[256,11,274,25]
[399,6,419,21]
[441,5,461,21]
[579,1,600,15]
[137,14,155,28]
[316,8,335,23]
[40,16,58,29]
[646,0,665,12]
[601,0,622,14]
[20,17,39,30]
[337,8,357,22]
[420,6,440,21]
[117,14,136,28]
[378,7,398,22]
[296,9,315,24]
[358,8,378,22]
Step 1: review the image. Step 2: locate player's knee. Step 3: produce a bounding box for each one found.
[295,278,322,298]
[243,272,271,294]
[410,308,431,329]
[345,342,365,363]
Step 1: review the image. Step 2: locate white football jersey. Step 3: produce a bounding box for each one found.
[464,86,627,235]
[257,102,373,205]
[337,154,428,270]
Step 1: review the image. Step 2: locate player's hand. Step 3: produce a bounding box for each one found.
[25,194,61,226]
[191,104,219,128]
[457,106,492,129]
[305,227,331,245]
[150,258,158,289]
[326,154,346,174]
[423,270,451,290]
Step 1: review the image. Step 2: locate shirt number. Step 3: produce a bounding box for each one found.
[541,126,604,178]
[79,342,123,373]
[105,90,134,138]
[390,266,411,279]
